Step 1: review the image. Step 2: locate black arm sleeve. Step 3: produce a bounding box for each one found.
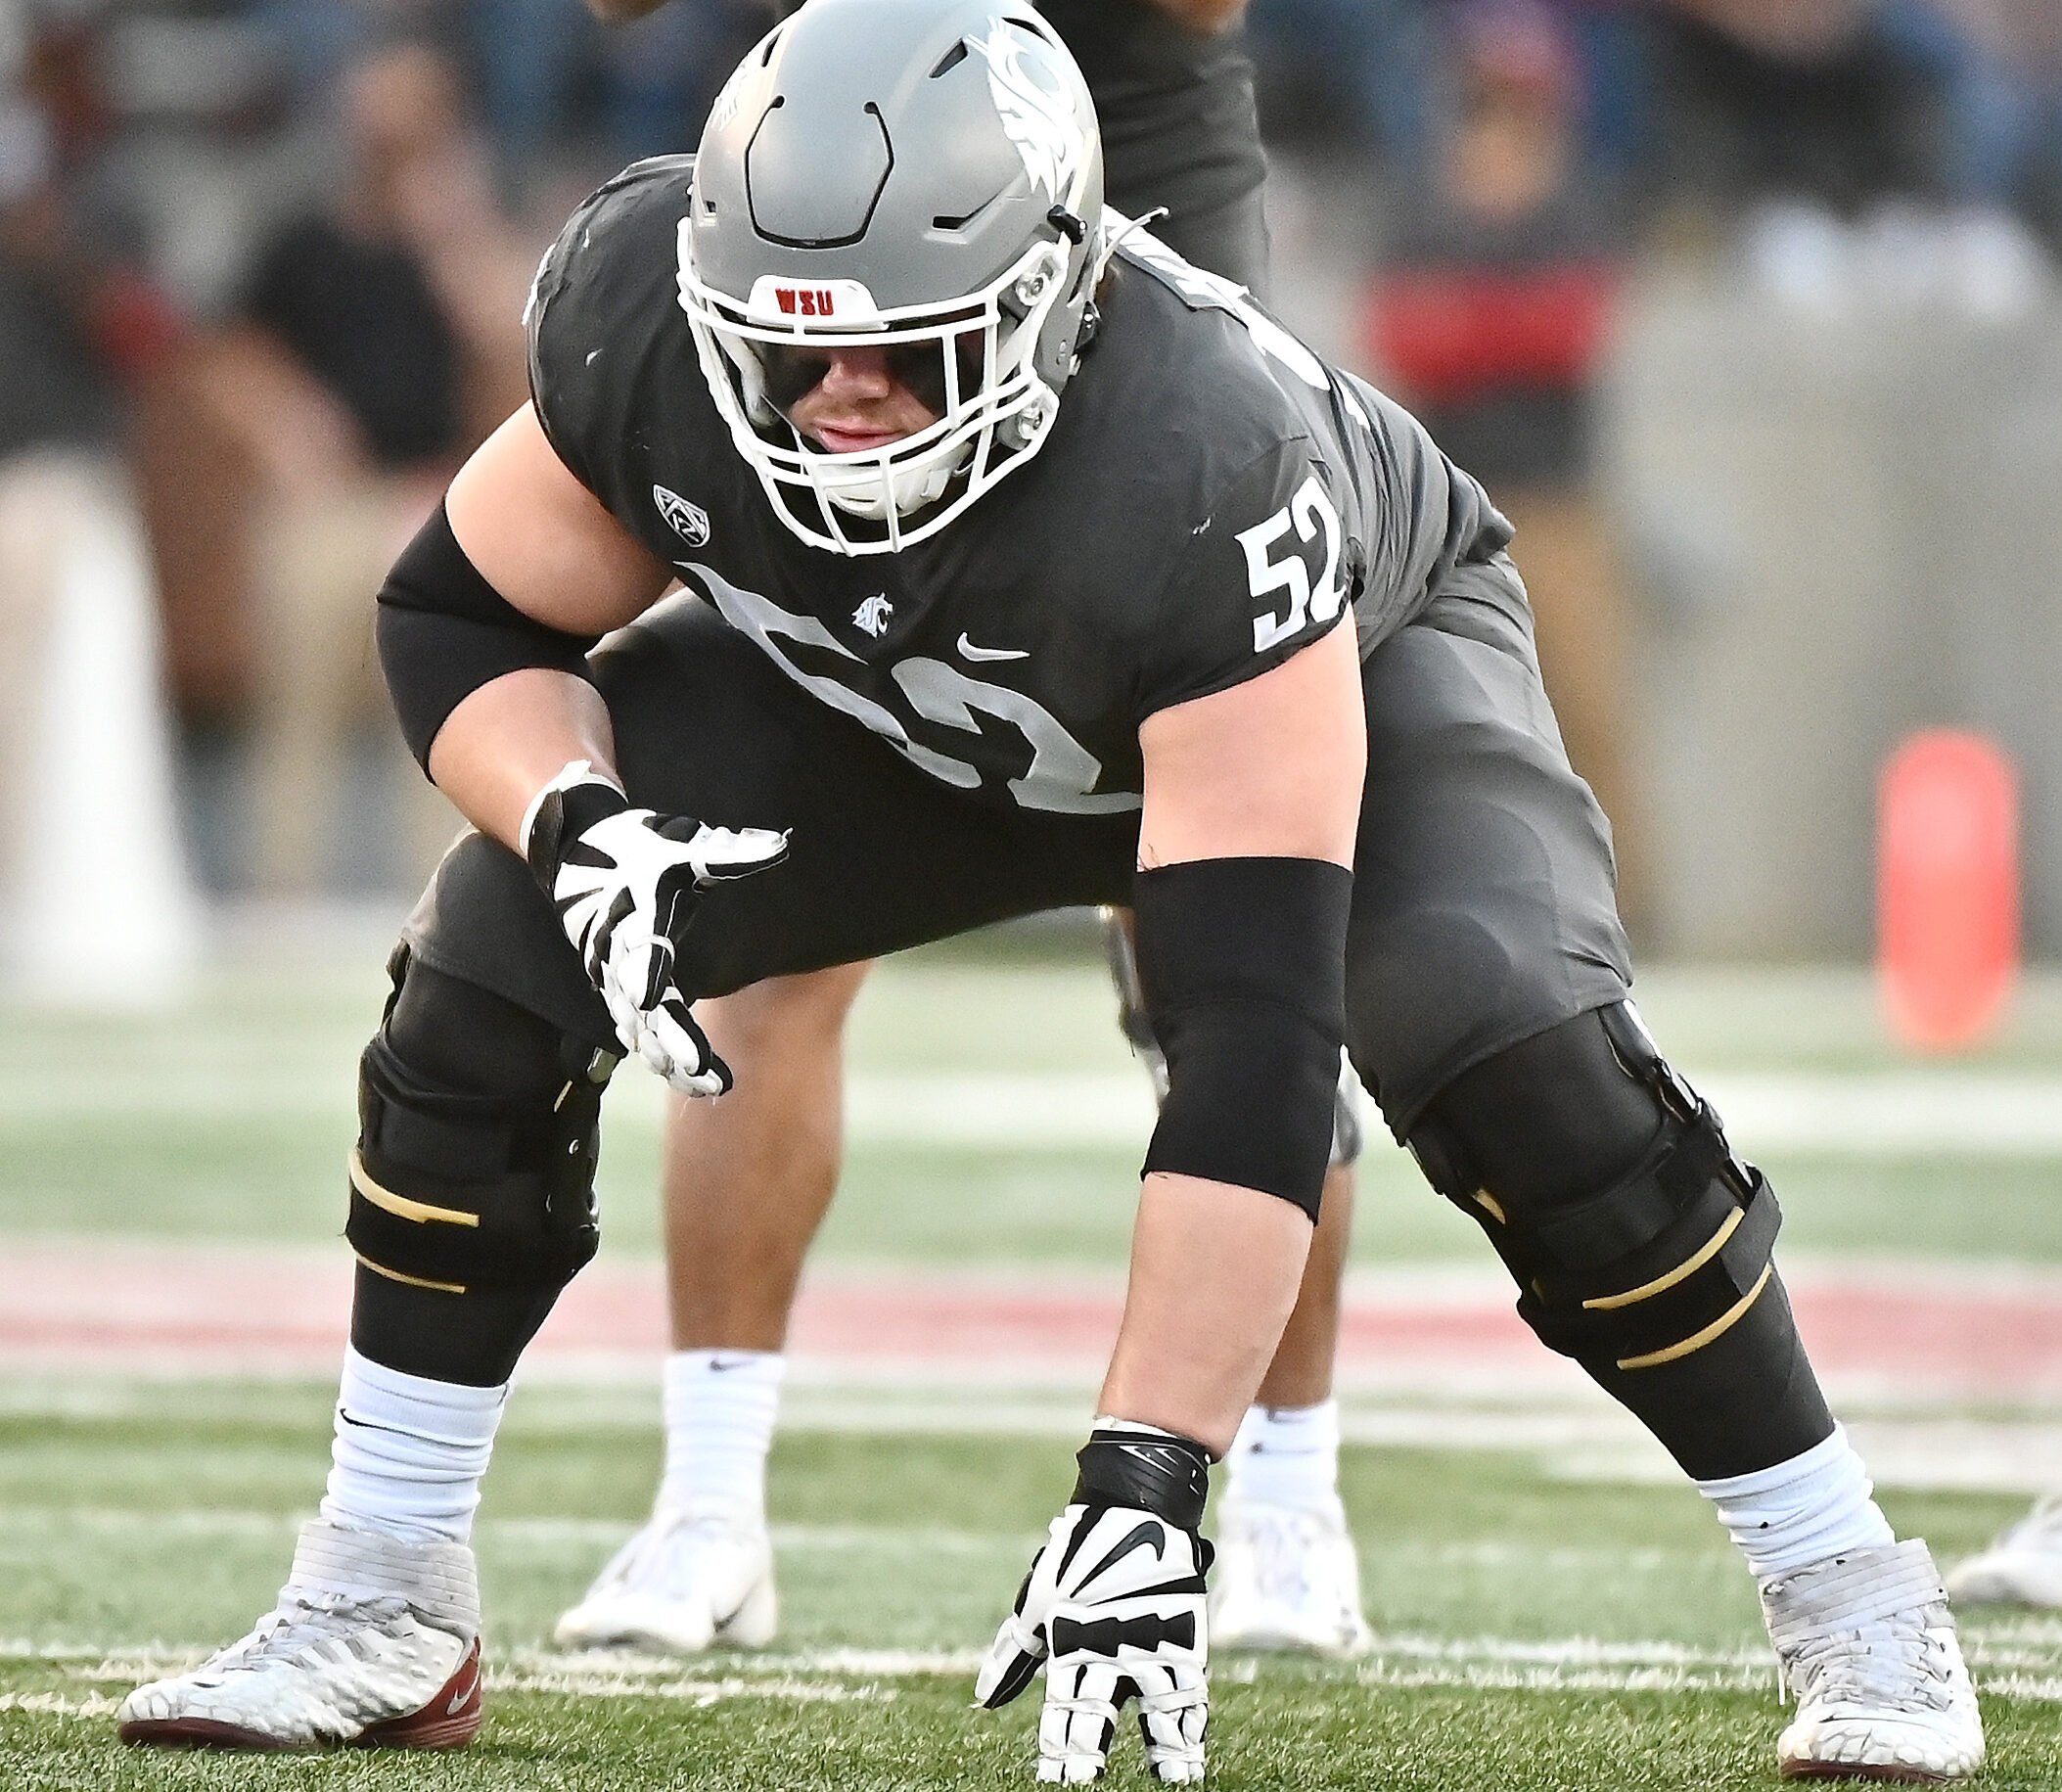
[376,503,602,771]
[1133,855,1352,1219]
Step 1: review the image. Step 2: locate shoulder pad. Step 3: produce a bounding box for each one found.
[526,155,695,346]
[526,156,697,491]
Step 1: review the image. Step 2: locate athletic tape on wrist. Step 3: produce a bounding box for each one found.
[1071,1426,1212,1531]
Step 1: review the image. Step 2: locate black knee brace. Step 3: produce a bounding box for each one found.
[1410,1003,1778,1373]
[346,950,613,1303]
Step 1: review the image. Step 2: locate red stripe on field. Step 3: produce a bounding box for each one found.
[3,1239,2061,1400]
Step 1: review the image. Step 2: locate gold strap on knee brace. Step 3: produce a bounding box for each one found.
[1516,1172,1782,1369]
[346,1148,474,1295]
[1611,1264,1774,1370]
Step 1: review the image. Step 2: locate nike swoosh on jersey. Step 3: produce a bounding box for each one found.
[956,633,1030,662]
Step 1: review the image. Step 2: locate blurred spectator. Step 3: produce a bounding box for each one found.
[189,38,531,894]
[1643,0,1956,223]
[1636,0,2054,310]
[468,0,762,196]
[252,0,765,205]
[1552,0,1649,178]
[1365,0,1644,923]
[1245,0,1437,167]
[0,15,200,994]
[1903,0,2062,252]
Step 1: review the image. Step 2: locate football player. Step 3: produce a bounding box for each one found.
[554,0,1374,1669]
[119,3,1985,1780]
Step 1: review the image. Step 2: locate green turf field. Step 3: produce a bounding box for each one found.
[5,929,2062,1787]
[1,1401,2055,1789]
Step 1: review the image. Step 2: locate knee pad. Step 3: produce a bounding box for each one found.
[345,951,613,1300]
[1410,1002,1779,1372]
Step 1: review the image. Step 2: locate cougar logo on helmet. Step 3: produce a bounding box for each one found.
[969,20,1085,204]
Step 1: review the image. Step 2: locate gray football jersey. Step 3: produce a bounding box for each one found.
[527,158,1512,818]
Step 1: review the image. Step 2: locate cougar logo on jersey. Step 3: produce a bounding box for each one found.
[653,485,711,547]
[969,21,1086,204]
[852,593,894,638]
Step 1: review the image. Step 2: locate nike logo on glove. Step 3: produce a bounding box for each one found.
[956,633,1029,662]
[1078,1519,1167,1590]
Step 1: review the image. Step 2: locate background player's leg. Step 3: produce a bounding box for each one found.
[557,962,870,1654]
[1213,1165,1373,1656]
[1253,1166,1352,1411]
[663,964,874,1353]
[569,954,1372,1658]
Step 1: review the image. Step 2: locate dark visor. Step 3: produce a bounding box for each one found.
[758,328,985,423]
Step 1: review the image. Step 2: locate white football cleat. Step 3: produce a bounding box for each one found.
[555,1508,776,1653]
[1761,1539,1984,1782]
[1945,1495,2062,1609]
[118,1518,481,1751]
[1209,1497,1373,1659]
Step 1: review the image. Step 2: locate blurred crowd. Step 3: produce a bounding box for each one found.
[3,0,2060,924]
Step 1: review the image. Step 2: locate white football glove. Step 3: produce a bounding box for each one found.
[978,1426,1214,1784]
[522,760,788,1095]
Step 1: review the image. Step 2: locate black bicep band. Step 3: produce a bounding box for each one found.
[1133,856,1352,1220]
[376,503,602,771]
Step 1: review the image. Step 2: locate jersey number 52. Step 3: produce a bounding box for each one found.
[1238,474,1344,654]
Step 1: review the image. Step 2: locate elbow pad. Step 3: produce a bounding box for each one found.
[1134,856,1352,1220]
[376,503,602,770]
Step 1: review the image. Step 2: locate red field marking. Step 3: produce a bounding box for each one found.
[4,1238,2062,1401]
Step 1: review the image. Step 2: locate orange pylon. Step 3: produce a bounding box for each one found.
[1877,729,2019,1051]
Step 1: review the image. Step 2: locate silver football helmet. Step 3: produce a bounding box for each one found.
[677,0,1106,554]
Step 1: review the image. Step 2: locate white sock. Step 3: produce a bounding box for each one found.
[1226,1398,1343,1517]
[1696,1424,1896,1581]
[658,1349,784,1522]
[319,1347,506,1545]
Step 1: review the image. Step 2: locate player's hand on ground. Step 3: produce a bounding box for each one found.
[523,759,787,1094]
[977,1427,1214,1783]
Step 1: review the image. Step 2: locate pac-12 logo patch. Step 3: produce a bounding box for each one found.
[654,485,711,547]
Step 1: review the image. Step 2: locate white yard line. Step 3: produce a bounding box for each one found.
[0,1512,1736,1572]
[0,1509,1030,1555]
[12,1066,2062,1155]
[12,1632,2062,1712]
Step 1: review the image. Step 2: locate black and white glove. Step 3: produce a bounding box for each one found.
[977,1424,1214,1784]
[522,759,788,1095]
